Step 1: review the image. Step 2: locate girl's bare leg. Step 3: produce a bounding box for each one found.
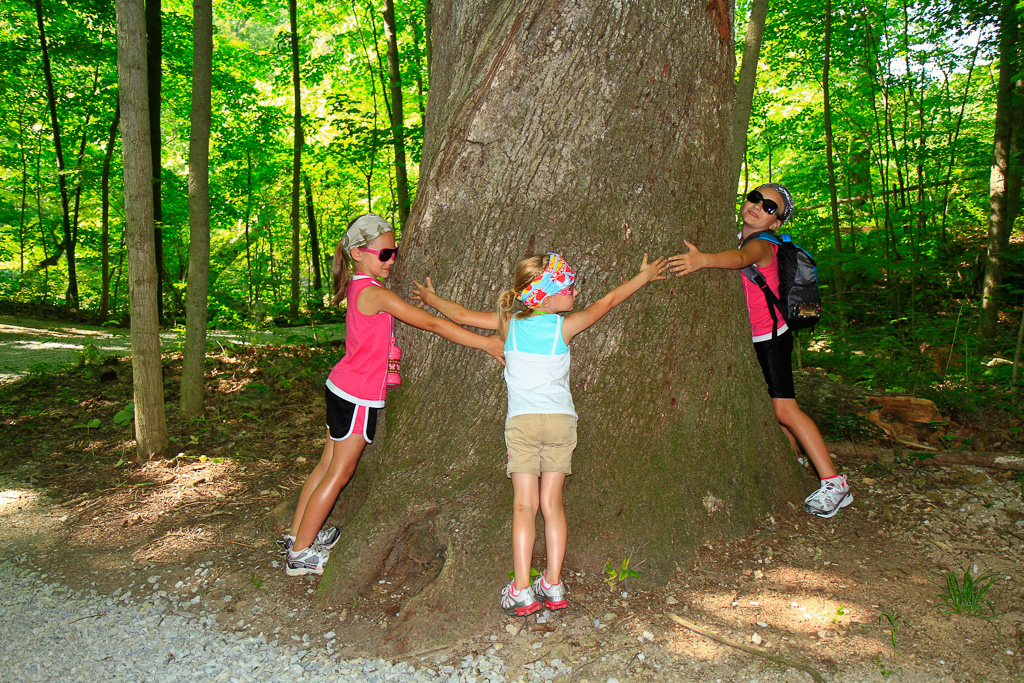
[292,433,367,551]
[772,398,836,479]
[510,473,540,590]
[538,472,567,585]
[289,432,335,538]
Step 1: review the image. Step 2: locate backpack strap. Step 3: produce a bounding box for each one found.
[740,231,785,340]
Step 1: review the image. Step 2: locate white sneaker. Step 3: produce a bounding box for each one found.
[804,475,852,518]
[285,544,330,576]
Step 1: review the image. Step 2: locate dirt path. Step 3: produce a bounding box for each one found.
[0,315,343,384]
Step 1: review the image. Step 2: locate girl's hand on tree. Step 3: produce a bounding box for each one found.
[639,254,669,282]
[409,277,437,309]
[482,334,506,366]
[667,240,706,276]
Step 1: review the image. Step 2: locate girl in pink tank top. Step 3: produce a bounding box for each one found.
[281,214,506,577]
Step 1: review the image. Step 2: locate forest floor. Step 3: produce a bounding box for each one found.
[2,316,1024,682]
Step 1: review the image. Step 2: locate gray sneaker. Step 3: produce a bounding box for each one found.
[804,475,852,518]
[277,527,341,556]
[532,572,568,610]
[285,544,330,576]
[500,581,543,617]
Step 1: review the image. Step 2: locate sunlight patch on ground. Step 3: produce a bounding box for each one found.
[0,488,41,515]
[668,564,888,663]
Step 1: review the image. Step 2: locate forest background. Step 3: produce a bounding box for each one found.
[1,0,1022,422]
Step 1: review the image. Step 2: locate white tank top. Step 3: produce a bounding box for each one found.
[503,314,576,421]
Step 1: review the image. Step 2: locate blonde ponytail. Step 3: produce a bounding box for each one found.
[331,240,353,306]
[497,254,549,336]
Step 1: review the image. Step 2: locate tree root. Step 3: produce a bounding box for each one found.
[666,612,826,683]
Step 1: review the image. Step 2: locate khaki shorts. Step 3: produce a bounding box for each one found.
[505,413,578,477]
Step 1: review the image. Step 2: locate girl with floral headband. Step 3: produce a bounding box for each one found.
[412,251,666,616]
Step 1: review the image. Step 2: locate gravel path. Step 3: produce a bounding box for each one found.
[0,555,517,683]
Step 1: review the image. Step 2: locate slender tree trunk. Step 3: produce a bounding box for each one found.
[245,150,254,311]
[940,30,981,244]
[981,0,1021,341]
[146,0,165,320]
[18,99,29,277]
[35,0,78,308]
[117,0,168,462]
[410,5,427,118]
[731,0,769,194]
[303,174,323,296]
[101,104,121,320]
[181,0,213,420]
[316,0,803,646]
[288,0,303,319]
[383,0,411,229]
[822,0,843,306]
[423,0,432,83]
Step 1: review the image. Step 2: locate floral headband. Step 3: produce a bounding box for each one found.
[519,253,576,309]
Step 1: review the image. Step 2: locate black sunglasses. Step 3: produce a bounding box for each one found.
[746,190,779,216]
[360,246,399,262]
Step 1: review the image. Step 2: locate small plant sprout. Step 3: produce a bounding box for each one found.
[938,566,998,617]
[249,572,263,588]
[604,557,639,587]
[112,402,135,467]
[1013,470,1024,500]
[878,610,903,659]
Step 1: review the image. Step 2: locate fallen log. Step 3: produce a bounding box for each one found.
[828,441,1024,471]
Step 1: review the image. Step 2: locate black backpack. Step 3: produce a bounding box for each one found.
[740,231,821,337]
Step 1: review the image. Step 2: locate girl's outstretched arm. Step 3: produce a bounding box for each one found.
[561,254,667,342]
[410,277,502,331]
[361,285,505,364]
[667,238,772,275]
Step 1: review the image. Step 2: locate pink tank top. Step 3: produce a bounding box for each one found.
[326,275,393,407]
[741,241,789,341]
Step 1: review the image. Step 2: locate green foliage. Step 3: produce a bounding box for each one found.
[604,557,639,586]
[938,567,997,617]
[113,403,135,428]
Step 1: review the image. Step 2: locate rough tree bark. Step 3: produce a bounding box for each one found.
[116,0,169,461]
[181,0,213,420]
[311,0,804,647]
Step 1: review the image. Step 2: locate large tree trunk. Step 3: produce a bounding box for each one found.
[35,0,78,308]
[288,0,303,319]
[315,0,803,647]
[146,0,165,320]
[730,0,769,193]
[181,0,213,420]
[117,0,169,462]
[383,0,411,229]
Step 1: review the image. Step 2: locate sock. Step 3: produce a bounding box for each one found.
[540,574,554,590]
[508,582,520,597]
[822,475,846,487]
